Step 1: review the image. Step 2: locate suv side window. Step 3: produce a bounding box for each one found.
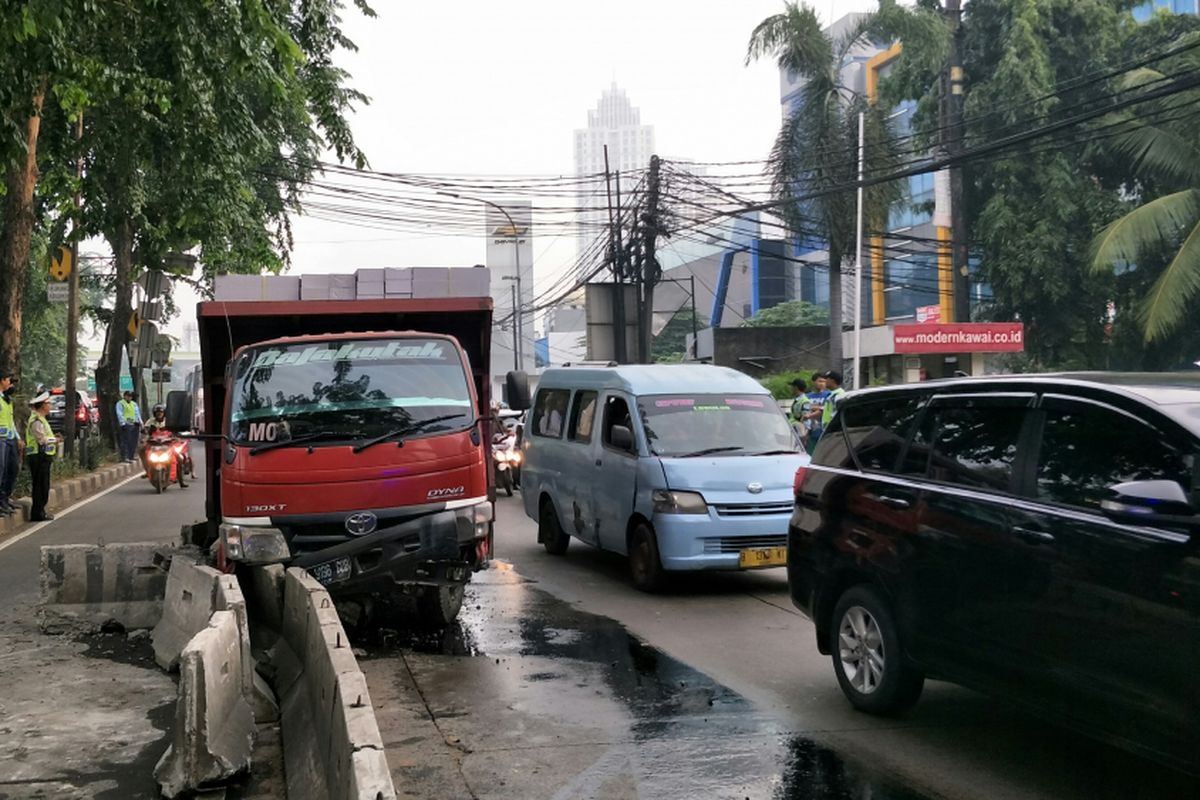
[568,391,597,443]
[913,399,1027,492]
[531,389,570,439]
[1036,397,1194,510]
[839,395,922,473]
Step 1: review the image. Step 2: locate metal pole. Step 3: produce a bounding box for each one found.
[603,146,626,363]
[64,110,83,457]
[689,274,698,359]
[853,111,865,391]
[509,283,519,371]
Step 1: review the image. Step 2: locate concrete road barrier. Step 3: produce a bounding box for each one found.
[217,573,279,722]
[155,610,257,798]
[247,568,396,800]
[152,556,220,671]
[39,542,174,630]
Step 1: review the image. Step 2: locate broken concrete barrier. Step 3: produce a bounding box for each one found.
[152,556,220,671]
[154,610,257,798]
[39,542,174,631]
[216,573,278,723]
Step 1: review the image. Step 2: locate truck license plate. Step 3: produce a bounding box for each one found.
[738,546,787,569]
[309,556,353,586]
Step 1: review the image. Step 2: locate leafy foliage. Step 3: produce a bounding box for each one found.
[742,300,829,328]
[761,370,823,400]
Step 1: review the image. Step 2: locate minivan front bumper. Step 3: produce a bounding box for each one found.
[653,500,793,571]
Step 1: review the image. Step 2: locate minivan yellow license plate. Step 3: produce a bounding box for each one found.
[738,546,787,569]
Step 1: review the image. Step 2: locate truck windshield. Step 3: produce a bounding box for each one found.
[228,337,473,447]
[638,394,796,457]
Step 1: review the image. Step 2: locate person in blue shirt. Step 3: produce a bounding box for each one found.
[115,391,143,463]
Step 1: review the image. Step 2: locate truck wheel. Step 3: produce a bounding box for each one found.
[830,585,924,715]
[539,498,570,555]
[417,585,464,628]
[629,523,664,593]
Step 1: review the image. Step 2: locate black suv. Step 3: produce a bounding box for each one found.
[788,373,1199,773]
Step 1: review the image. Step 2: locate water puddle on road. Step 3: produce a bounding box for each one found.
[353,564,927,800]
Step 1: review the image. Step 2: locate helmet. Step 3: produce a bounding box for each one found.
[153,404,166,415]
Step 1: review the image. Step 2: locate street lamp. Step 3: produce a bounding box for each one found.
[437,191,524,370]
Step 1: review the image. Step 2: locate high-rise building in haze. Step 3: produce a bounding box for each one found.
[573,84,655,258]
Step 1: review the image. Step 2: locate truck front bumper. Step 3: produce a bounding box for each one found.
[221,498,492,596]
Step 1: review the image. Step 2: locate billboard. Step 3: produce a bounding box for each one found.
[893,322,1024,354]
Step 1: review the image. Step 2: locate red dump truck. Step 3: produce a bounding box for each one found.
[169,294,495,625]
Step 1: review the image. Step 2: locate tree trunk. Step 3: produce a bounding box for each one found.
[0,79,48,375]
[827,249,844,370]
[96,220,135,448]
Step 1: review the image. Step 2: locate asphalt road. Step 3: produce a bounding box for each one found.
[0,452,208,606]
[486,492,1198,800]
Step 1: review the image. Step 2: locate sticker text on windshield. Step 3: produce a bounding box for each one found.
[251,341,446,368]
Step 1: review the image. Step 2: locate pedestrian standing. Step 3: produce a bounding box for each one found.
[26,392,57,522]
[788,378,808,449]
[116,390,142,462]
[821,370,846,429]
[0,370,18,515]
[804,372,830,449]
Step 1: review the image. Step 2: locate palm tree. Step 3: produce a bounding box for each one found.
[747,2,900,371]
[1091,39,1200,343]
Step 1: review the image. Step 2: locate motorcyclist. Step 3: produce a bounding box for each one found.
[141,404,175,482]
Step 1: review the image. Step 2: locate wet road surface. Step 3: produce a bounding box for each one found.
[357,564,928,800]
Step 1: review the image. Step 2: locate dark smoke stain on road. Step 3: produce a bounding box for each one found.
[355,564,928,800]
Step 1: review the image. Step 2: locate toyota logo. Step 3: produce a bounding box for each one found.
[747,482,764,494]
[345,512,378,536]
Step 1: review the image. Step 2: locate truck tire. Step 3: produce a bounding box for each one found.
[539,498,570,555]
[417,585,464,628]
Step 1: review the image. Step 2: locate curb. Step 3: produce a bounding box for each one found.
[0,460,135,538]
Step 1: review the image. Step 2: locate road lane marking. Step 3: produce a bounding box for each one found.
[0,473,141,554]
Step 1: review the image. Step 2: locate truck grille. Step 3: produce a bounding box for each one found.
[701,535,788,554]
[713,501,793,517]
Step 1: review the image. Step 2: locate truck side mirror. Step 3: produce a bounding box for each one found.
[506,371,531,411]
[165,391,192,433]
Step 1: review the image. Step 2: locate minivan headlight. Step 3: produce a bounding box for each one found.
[652,490,708,515]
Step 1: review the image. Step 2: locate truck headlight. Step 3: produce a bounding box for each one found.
[454,500,493,538]
[220,523,290,564]
[652,489,708,515]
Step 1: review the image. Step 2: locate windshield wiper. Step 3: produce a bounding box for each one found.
[749,449,802,456]
[675,445,745,459]
[249,430,342,455]
[351,413,470,454]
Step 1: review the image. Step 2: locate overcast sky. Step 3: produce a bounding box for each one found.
[100,0,881,349]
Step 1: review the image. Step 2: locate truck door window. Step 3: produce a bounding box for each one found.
[531,389,569,439]
[568,391,597,443]
[602,396,635,455]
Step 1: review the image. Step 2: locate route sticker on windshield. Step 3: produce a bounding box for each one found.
[252,341,447,368]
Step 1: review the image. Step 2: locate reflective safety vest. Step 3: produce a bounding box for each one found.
[822,388,845,428]
[119,400,138,424]
[0,395,13,440]
[26,412,56,456]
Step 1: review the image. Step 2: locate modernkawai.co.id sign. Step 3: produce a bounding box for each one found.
[893,322,1025,354]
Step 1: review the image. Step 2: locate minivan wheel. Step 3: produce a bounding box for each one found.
[628,523,664,593]
[539,499,570,555]
[830,585,924,715]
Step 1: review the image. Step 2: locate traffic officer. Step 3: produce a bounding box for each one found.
[116,390,142,462]
[0,370,18,515]
[26,391,57,522]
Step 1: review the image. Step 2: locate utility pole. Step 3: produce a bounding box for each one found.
[638,155,662,364]
[852,111,865,391]
[603,146,627,363]
[63,110,83,458]
[946,0,970,322]
[509,283,519,370]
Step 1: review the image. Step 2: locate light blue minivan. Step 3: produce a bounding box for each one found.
[507,364,809,591]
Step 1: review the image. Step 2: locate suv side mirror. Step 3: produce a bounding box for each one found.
[506,371,531,411]
[610,424,635,453]
[164,391,192,433]
[1101,479,1197,527]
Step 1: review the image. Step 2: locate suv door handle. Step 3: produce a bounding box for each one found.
[1013,526,1055,544]
[595,459,602,467]
[877,494,911,510]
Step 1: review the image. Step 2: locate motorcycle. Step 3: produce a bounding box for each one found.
[491,431,520,497]
[146,430,188,493]
[173,436,194,482]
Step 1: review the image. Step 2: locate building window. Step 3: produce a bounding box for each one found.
[884,253,938,320]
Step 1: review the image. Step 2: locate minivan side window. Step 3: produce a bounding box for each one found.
[531,389,570,439]
[602,395,635,454]
[1036,399,1194,510]
[839,396,922,473]
[568,391,597,443]
[912,401,1026,492]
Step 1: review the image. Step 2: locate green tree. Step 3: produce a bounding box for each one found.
[742,299,829,327]
[746,2,901,369]
[652,307,707,361]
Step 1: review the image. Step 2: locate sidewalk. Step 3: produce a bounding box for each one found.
[0,460,138,540]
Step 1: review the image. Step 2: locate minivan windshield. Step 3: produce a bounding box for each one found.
[228,337,473,447]
[638,394,796,457]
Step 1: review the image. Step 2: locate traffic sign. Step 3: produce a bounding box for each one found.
[151,368,172,384]
[48,246,71,281]
[152,334,172,367]
[127,309,143,339]
[46,283,69,303]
